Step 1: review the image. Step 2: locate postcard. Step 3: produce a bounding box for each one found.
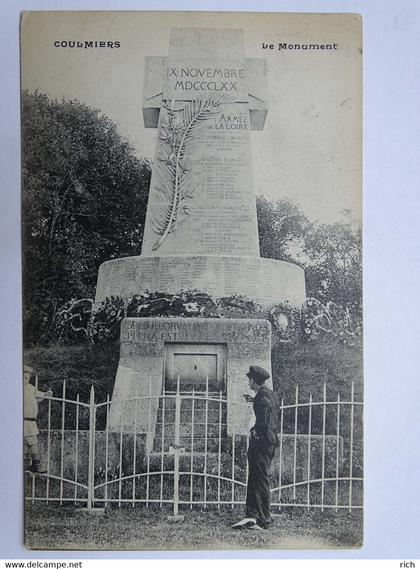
[21,11,362,550]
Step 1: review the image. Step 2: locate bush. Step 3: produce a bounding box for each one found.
[24,343,119,403]
[272,338,363,402]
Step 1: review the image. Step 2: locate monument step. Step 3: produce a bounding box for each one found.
[156,409,226,423]
[156,398,225,410]
[154,394,228,446]
[146,451,240,474]
[152,437,227,454]
[154,423,226,439]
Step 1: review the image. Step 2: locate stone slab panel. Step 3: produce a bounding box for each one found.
[95,254,306,306]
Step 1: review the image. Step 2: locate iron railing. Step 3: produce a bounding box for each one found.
[25,376,363,515]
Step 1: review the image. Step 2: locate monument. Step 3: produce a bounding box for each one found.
[95,27,306,306]
[95,28,306,436]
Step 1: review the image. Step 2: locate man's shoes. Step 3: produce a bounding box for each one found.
[232,517,257,530]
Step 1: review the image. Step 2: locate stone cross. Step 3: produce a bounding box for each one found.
[96,27,305,308]
[141,28,268,257]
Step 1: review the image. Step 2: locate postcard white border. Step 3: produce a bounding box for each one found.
[1,0,419,560]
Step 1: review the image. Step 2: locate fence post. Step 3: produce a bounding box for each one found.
[60,380,66,505]
[349,382,355,512]
[203,375,209,508]
[168,375,184,522]
[278,397,284,509]
[87,385,95,510]
[321,382,327,512]
[292,384,299,500]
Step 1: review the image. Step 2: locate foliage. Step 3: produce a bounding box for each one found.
[303,212,362,310]
[271,337,363,403]
[301,298,362,346]
[24,343,120,403]
[257,198,362,313]
[256,195,310,264]
[22,91,151,346]
[46,291,362,349]
[48,292,266,345]
[126,290,223,319]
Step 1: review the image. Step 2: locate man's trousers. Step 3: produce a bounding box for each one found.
[245,444,275,528]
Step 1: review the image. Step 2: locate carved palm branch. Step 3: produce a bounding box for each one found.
[151,98,222,251]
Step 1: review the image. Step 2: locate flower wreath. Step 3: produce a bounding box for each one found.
[269,304,301,343]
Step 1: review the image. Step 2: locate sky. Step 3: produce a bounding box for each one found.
[21,11,362,224]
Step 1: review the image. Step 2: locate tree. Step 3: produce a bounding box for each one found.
[257,197,362,311]
[22,91,151,345]
[256,196,310,264]
[303,211,362,311]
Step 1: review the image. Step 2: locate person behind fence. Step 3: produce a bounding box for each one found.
[24,365,52,473]
[232,365,279,530]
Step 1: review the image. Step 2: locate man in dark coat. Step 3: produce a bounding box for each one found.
[232,365,279,530]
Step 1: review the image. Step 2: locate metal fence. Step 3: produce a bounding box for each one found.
[25,377,363,516]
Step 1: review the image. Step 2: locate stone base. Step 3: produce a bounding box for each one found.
[95,254,306,306]
[110,317,272,438]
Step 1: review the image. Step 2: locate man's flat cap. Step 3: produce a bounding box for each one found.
[24,365,33,373]
[246,365,270,385]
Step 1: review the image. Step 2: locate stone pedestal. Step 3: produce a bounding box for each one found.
[96,254,306,307]
[109,317,271,436]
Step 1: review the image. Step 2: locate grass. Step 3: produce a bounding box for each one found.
[25,503,363,551]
